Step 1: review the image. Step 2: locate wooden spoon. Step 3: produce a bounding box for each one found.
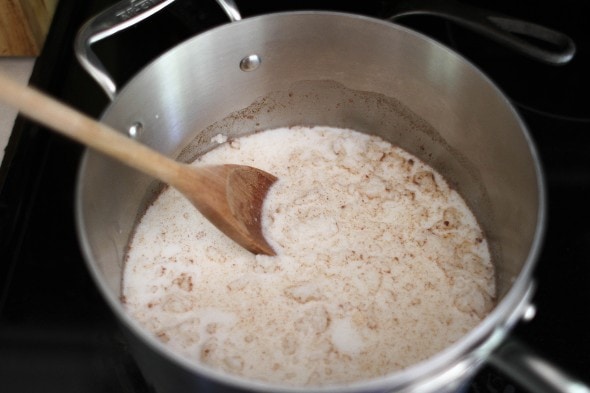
[0,72,277,256]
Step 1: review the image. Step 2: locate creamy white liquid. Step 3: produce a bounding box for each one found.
[123,126,495,386]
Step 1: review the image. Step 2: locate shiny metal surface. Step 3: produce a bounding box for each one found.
[214,0,242,22]
[75,0,243,99]
[74,0,178,99]
[491,340,590,393]
[76,10,549,393]
[388,0,576,65]
[239,54,262,72]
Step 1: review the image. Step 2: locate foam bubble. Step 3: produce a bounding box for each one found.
[330,317,365,355]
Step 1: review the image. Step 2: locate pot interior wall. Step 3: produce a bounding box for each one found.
[77,12,541,333]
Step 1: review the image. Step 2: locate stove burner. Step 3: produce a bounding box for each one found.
[1,1,589,392]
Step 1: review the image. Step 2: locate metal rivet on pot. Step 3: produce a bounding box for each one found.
[239,54,261,72]
[522,304,537,322]
[128,122,143,139]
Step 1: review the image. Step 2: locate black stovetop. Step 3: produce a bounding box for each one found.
[1,1,589,392]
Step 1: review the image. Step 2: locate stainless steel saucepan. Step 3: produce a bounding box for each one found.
[74,1,587,392]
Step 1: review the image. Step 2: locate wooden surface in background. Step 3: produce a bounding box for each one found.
[0,0,59,56]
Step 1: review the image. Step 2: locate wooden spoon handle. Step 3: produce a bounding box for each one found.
[0,72,183,186]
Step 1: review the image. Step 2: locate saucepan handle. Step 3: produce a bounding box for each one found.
[74,0,242,100]
[490,335,590,393]
[388,0,576,66]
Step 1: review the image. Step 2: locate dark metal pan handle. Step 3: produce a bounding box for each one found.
[74,0,241,100]
[388,0,576,65]
[491,337,590,393]
[74,0,178,100]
